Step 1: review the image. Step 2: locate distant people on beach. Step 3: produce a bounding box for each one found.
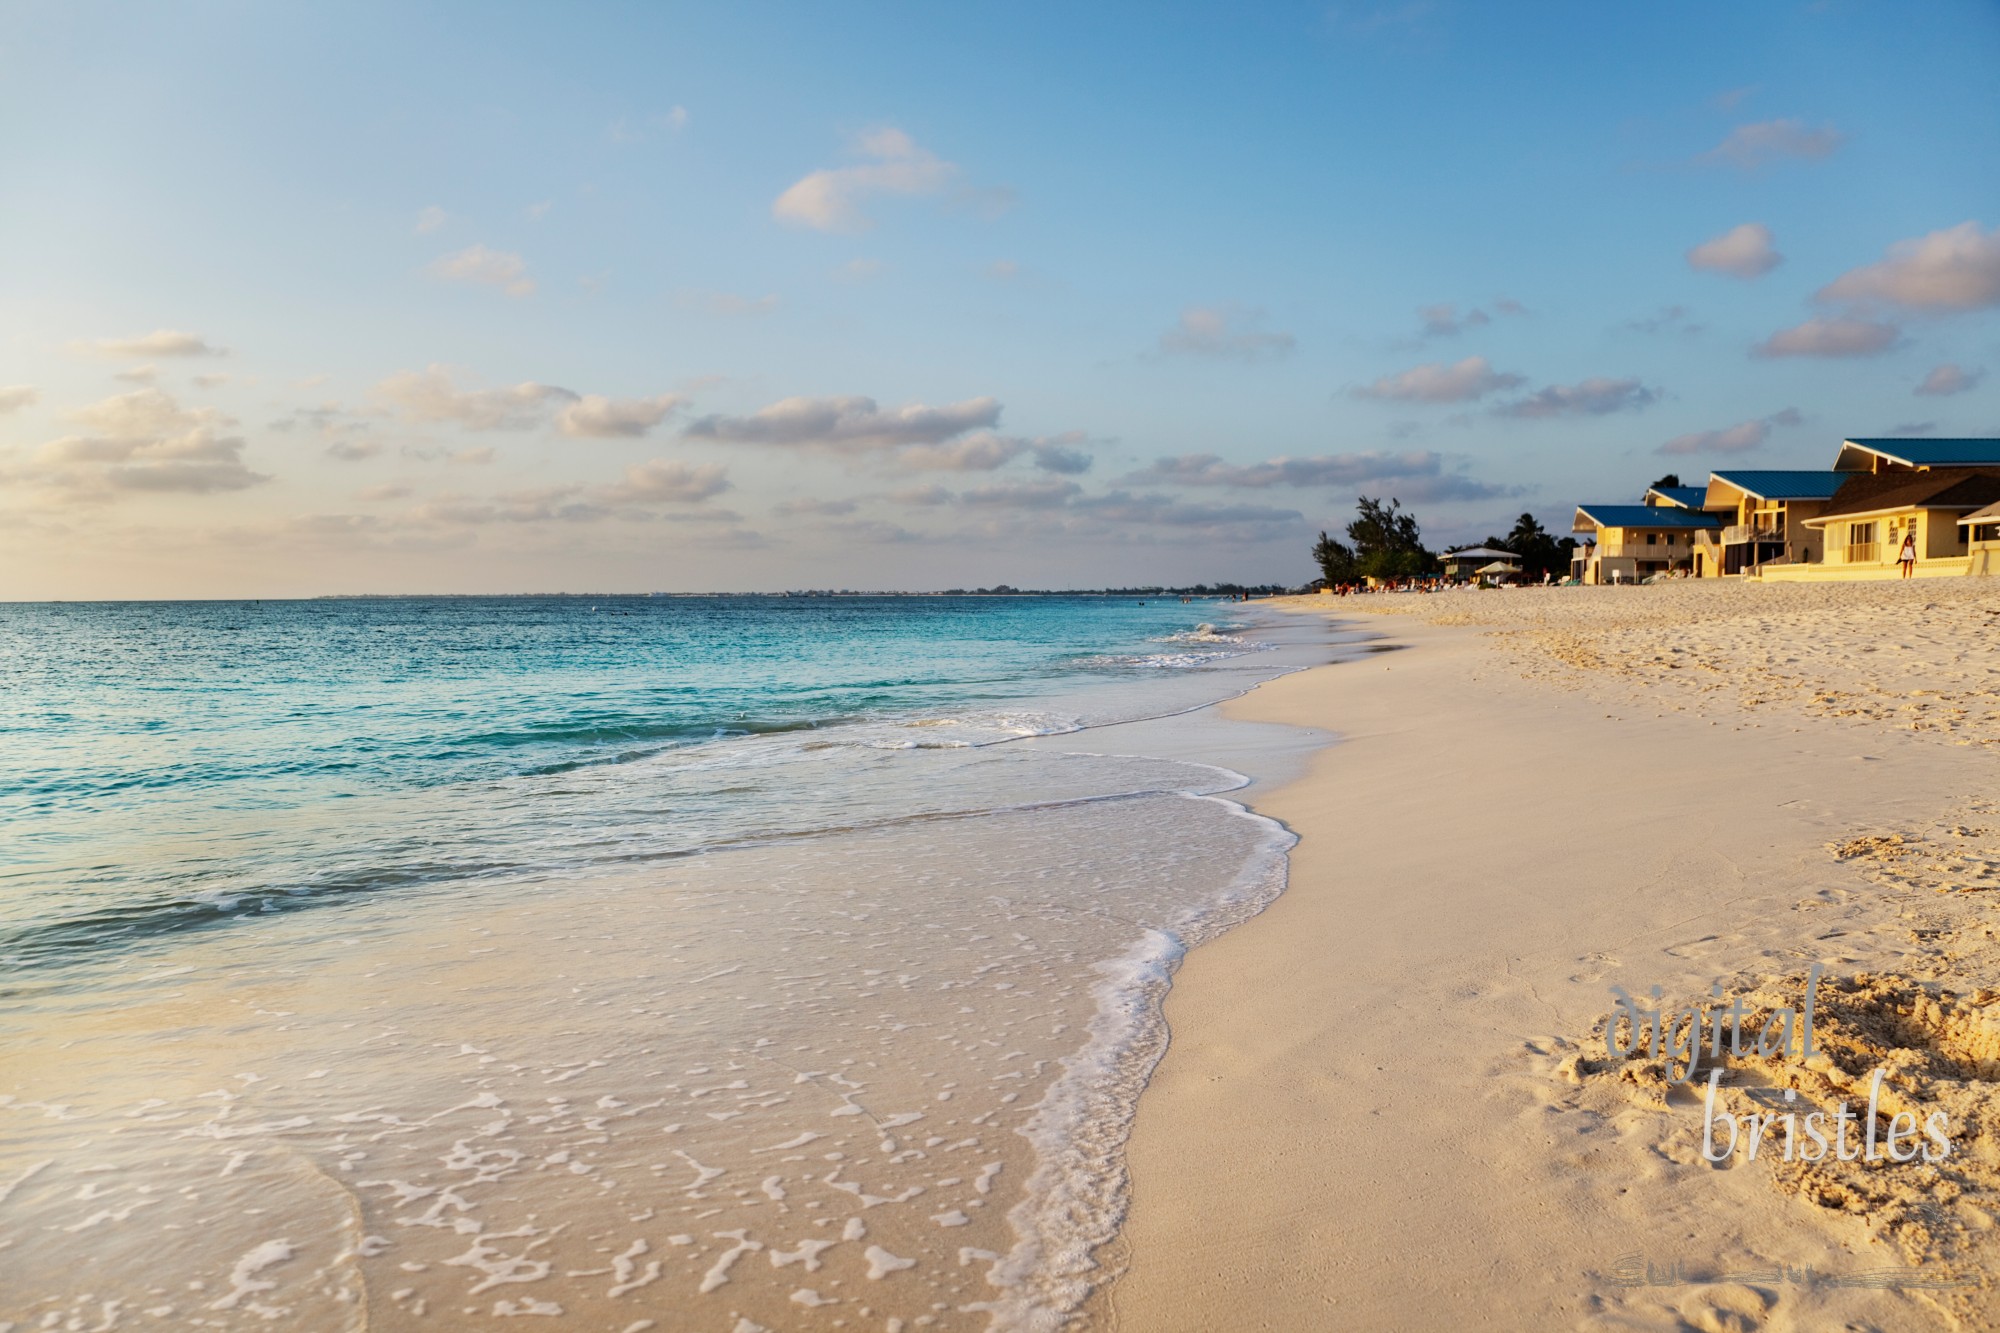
[1899,531,1918,578]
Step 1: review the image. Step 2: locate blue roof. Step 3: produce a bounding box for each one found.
[1840,439,2000,468]
[1574,504,1723,530]
[1709,470,1850,501]
[1645,486,1709,508]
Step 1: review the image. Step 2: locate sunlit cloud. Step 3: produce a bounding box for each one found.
[0,385,40,413]
[598,459,731,504]
[414,205,448,234]
[1495,377,1657,418]
[1752,316,1900,358]
[1354,356,1524,403]
[1687,222,1781,278]
[1655,407,1802,456]
[31,388,267,495]
[685,394,1002,452]
[1915,363,1984,396]
[428,244,536,298]
[71,329,226,358]
[557,394,687,439]
[1816,222,2000,311]
[1157,306,1295,362]
[1698,118,1846,170]
[773,128,960,233]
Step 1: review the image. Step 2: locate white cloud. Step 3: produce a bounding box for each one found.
[1157,306,1295,362]
[1354,356,1524,403]
[0,385,39,413]
[72,329,226,358]
[1417,303,1490,338]
[1915,363,1984,397]
[1752,317,1900,359]
[684,394,1002,452]
[1699,118,1846,169]
[113,364,158,384]
[1687,222,1781,279]
[192,373,230,389]
[449,447,496,466]
[557,393,686,439]
[1816,222,2000,312]
[1496,377,1657,418]
[772,128,960,233]
[1655,407,1802,456]
[894,431,1028,471]
[599,459,731,504]
[374,365,576,430]
[889,483,952,506]
[31,388,266,495]
[1140,450,1507,502]
[326,440,383,461]
[429,244,536,297]
[959,478,1085,508]
[415,205,448,234]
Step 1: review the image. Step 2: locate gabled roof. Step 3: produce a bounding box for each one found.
[1573,504,1724,532]
[1835,438,2000,470]
[1644,485,1710,509]
[1707,470,1850,502]
[1958,501,2000,526]
[1803,468,2000,526]
[1441,546,1520,562]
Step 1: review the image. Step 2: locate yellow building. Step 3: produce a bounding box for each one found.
[1569,505,1722,584]
[1795,469,2000,579]
[1689,470,1848,577]
[1961,501,2000,577]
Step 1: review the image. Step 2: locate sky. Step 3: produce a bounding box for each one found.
[3,0,1999,597]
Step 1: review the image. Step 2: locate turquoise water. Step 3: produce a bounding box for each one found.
[0,595,1273,969]
[0,594,1321,1331]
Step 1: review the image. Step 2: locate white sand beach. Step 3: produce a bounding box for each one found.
[1100,581,2000,1331]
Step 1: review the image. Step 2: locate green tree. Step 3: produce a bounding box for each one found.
[1648,472,1682,490]
[1482,511,1570,580]
[1311,530,1357,585]
[1346,497,1434,580]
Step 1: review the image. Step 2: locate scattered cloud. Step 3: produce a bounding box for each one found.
[1752,316,1900,359]
[1687,222,1781,279]
[599,459,730,504]
[557,394,686,439]
[894,431,1029,472]
[835,258,887,282]
[33,388,266,495]
[0,385,38,413]
[984,259,1022,282]
[1624,305,1703,336]
[1137,449,1508,503]
[1157,306,1295,362]
[429,244,535,297]
[1711,85,1758,112]
[356,484,412,501]
[1655,407,1802,456]
[526,200,553,222]
[72,329,225,358]
[676,289,779,317]
[685,394,1001,453]
[1887,421,1936,437]
[889,483,952,506]
[1354,355,1524,404]
[449,447,496,466]
[1418,304,1488,338]
[1029,433,1094,474]
[375,365,574,429]
[1916,363,1984,397]
[959,478,1086,509]
[1816,222,2000,312]
[773,497,860,517]
[1699,118,1846,170]
[1496,377,1658,418]
[773,128,960,233]
[113,364,158,384]
[326,440,383,461]
[415,205,448,234]
[192,373,230,389]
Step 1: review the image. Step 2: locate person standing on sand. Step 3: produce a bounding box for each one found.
[1899,530,1918,578]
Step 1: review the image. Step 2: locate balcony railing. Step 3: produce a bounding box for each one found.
[1845,541,1879,564]
[1723,523,1784,545]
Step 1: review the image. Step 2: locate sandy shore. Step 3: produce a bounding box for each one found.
[1098,582,2000,1331]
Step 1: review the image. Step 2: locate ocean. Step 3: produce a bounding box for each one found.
[0,595,1339,1331]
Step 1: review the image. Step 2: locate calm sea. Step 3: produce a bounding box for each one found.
[0,595,1333,1331]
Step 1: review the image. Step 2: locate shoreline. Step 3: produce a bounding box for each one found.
[1094,589,1999,1330]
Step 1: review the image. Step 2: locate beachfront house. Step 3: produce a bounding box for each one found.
[1690,470,1849,577]
[1642,483,1714,511]
[1569,504,1723,584]
[1440,546,1522,581]
[1832,437,2000,474]
[1789,468,2000,579]
[1961,501,2000,577]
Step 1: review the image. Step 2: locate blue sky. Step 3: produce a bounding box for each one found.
[3,0,1998,595]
